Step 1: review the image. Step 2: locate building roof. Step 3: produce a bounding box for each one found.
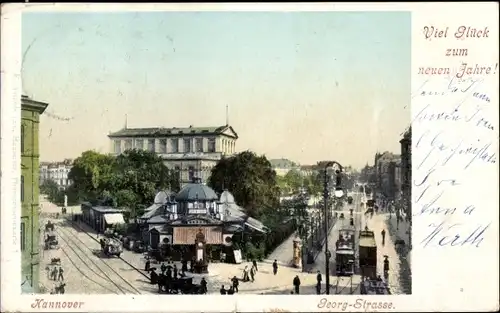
[85,206,125,214]
[147,215,170,224]
[175,182,218,202]
[219,190,235,204]
[21,95,48,114]
[108,125,238,139]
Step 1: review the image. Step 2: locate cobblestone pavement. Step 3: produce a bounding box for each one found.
[71,219,323,294]
[266,231,298,267]
[39,217,156,294]
[365,213,412,294]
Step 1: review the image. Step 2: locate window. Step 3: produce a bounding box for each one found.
[208,138,216,153]
[20,222,25,251]
[183,139,191,153]
[21,125,25,153]
[135,139,144,150]
[124,139,133,151]
[195,138,203,152]
[148,139,155,152]
[159,139,167,153]
[114,140,121,154]
[21,176,24,202]
[171,139,179,153]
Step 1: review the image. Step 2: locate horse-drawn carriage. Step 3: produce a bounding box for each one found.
[44,233,59,250]
[45,221,55,232]
[157,276,204,294]
[101,238,123,257]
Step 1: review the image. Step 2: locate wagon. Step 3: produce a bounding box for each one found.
[102,238,123,257]
[44,234,59,250]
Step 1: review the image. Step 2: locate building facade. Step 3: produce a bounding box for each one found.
[21,95,48,293]
[374,151,401,200]
[137,181,266,263]
[400,127,411,217]
[40,159,73,189]
[108,125,238,186]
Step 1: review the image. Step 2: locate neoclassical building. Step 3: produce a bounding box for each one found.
[139,180,267,263]
[21,95,48,293]
[108,124,238,186]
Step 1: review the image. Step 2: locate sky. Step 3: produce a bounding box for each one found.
[22,11,411,169]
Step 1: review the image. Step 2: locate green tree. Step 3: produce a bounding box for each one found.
[208,151,280,218]
[283,169,303,192]
[40,179,60,200]
[67,149,173,219]
[68,150,116,200]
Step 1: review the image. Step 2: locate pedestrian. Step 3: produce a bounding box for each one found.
[173,264,178,278]
[250,266,255,282]
[57,267,64,281]
[145,259,151,272]
[252,259,258,272]
[45,266,50,279]
[200,277,208,294]
[161,263,167,274]
[242,265,249,282]
[272,260,278,275]
[231,276,239,292]
[220,285,227,295]
[51,267,57,281]
[381,229,386,245]
[293,275,301,294]
[227,286,235,295]
[316,271,322,295]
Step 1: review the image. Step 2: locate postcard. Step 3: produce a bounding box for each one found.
[1,2,498,312]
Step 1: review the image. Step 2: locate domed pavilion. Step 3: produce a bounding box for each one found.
[140,178,267,263]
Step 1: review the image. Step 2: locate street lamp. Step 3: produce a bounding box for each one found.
[321,160,343,295]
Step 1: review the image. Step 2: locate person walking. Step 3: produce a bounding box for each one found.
[272,260,278,275]
[250,266,256,282]
[145,259,151,272]
[316,271,322,295]
[381,229,386,245]
[57,267,64,281]
[160,263,167,274]
[252,259,258,272]
[200,277,208,294]
[231,276,239,292]
[293,275,301,294]
[51,267,58,281]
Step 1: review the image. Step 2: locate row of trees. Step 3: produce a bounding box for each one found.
[208,151,296,259]
[62,149,179,219]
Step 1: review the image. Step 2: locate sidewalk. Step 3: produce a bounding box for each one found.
[266,231,298,267]
[366,213,412,294]
[385,213,411,268]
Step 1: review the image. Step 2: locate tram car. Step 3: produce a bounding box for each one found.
[335,228,355,276]
[358,230,377,279]
[102,238,123,257]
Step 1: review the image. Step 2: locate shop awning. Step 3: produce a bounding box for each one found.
[103,213,125,224]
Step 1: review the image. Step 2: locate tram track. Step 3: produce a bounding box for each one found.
[67,218,151,281]
[55,225,142,295]
[54,236,121,294]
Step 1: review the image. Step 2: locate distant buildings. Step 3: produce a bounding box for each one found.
[21,95,48,293]
[39,159,73,189]
[374,151,401,200]
[269,158,297,176]
[108,124,238,186]
[399,127,411,217]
